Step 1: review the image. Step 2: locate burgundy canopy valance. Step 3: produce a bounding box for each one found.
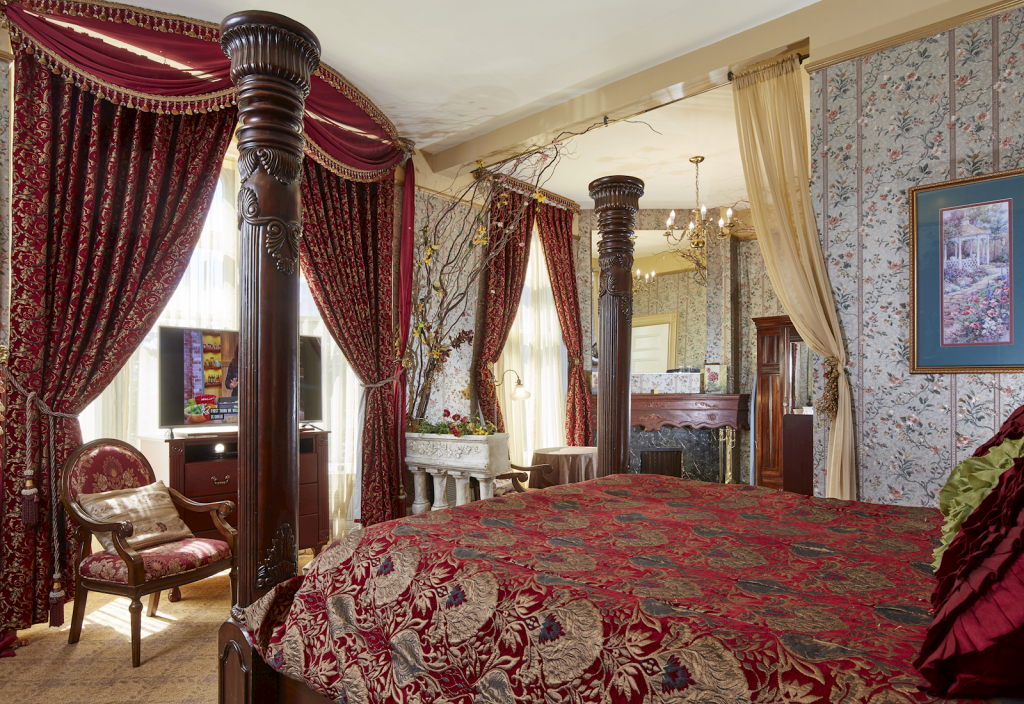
[3,0,408,180]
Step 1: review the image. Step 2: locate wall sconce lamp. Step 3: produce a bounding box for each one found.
[497,369,531,401]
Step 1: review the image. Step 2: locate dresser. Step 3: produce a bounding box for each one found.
[141,429,330,552]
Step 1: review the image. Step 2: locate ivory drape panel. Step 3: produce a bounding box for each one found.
[536,203,591,445]
[1,51,234,630]
[299,160,401,526]
[732,52,856,499]
[498,229,567,464]
[474,190,536,430]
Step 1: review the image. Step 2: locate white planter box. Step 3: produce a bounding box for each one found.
[404,432,510,513]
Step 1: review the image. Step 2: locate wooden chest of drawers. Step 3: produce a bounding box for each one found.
[141,429,330,552]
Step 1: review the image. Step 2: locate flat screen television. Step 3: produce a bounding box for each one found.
[157,326,323,429]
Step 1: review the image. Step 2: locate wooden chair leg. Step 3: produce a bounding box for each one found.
[129,595,143,667]
[68,578,88,645]
[147,591,160,617]
[168,587,181,602]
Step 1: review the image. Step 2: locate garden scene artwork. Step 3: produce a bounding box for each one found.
[941,199,1012,346]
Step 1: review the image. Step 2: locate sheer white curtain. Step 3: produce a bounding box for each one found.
[299,274,362,536]
[497,227,566,465]
[79,154,363,539]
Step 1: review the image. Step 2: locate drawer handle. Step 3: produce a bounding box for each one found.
[211,475,231,486]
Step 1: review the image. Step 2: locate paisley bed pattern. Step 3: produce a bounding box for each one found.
[246,474,980,703]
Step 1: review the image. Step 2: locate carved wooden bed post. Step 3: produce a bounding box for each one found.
[590,176,644,477]
[218,11,319,704]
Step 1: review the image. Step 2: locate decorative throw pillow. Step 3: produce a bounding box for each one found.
[932,404,1024,570]
[914,454,1024,697]
[78,480,193,555]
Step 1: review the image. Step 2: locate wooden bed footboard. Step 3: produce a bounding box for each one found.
[219,616,331,704]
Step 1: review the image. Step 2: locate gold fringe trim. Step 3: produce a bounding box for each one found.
[12,0,220,38]
[10,32,236,113]
[732,51,802,89]
[304,138,399,183]
[481,171,580,214]
[315,63,402,147]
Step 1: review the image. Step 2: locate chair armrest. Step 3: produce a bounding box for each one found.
[62,497,144,585]
[495,469,530,494]
[168,488,235,518]
[510,463,552,474]
[62,497,135,539]
[503,464,552,493]
[168,489,237,552]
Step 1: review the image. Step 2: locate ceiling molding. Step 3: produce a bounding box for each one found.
[804,0,1024,72]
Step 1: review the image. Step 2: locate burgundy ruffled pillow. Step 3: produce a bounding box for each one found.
[914,453,1024,697]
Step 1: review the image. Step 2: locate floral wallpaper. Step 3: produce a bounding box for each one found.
[0,61,11,348]
[809,7,1024,506]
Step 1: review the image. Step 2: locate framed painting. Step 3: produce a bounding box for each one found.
[910,167,1024,373]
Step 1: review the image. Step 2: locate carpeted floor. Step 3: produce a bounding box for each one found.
[1,572,232,704]
[1,553,314,704]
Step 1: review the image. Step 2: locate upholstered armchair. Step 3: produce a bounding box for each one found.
[60,439,237,667]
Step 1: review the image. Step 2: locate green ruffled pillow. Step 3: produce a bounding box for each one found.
[933,435,1024,570]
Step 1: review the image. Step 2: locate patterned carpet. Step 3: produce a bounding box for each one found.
[2,572,232,704]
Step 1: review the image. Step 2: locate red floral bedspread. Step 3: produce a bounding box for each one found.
[244,475,981,703]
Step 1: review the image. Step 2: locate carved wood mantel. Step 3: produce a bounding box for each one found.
[589,393,750,433]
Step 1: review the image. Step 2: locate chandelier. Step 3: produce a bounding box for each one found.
[632,268,656,295]
[663,156,743,286]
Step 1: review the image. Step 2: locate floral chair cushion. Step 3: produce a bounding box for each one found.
[79,538,231,584]
[68,443,154,502]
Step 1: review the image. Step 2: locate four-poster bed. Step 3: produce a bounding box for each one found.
[212,12,1018,704]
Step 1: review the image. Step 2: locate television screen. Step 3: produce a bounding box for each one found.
[157,326,323,428]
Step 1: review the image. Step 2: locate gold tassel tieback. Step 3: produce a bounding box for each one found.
[815,356,841,423]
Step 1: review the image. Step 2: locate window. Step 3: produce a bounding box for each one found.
[496,226,568,464]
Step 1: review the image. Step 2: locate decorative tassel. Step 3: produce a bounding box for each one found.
[48,577,65,628]
[21,487,39,527]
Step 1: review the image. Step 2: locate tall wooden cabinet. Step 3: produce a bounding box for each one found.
[753,316,814,494]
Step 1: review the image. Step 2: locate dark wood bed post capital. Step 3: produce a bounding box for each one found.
[590,175,644,477]
[218,12,320,704]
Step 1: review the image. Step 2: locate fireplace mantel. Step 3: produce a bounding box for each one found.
[589,393,750,433]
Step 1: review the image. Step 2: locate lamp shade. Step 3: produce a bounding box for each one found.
[511,382,531,401]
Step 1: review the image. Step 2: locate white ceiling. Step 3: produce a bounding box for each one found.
[546,84,747,209]
[133,0,815,152]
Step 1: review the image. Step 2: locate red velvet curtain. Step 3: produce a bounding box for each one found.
[474,191,536,431]
[0,51,234,630]
[299,160,401,526]
[536,203,591,446]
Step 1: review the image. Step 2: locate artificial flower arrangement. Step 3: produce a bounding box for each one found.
[414,409,496,437]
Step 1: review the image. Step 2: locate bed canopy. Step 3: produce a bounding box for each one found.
[2,0,410,179]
